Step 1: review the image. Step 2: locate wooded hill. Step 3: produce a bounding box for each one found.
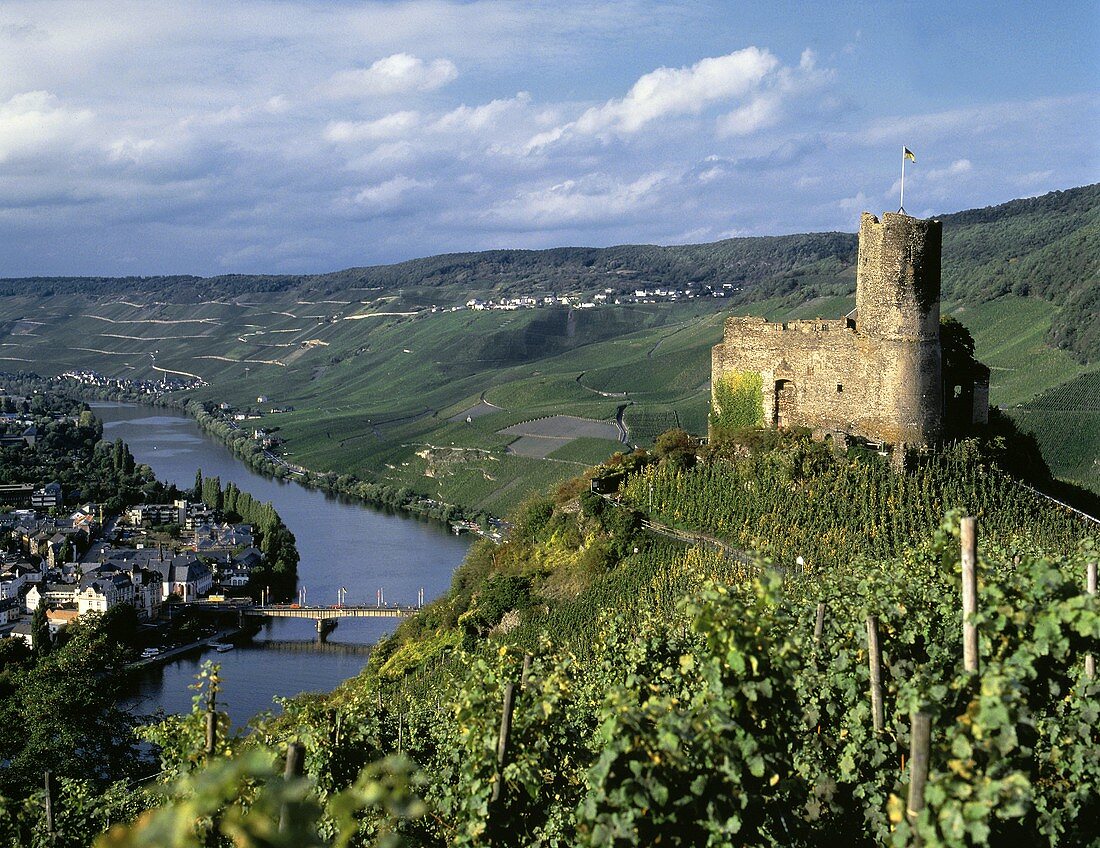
[3,184,1097,362]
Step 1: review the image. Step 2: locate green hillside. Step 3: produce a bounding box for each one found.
[35,431,1096,848]
[0,185,1096,511]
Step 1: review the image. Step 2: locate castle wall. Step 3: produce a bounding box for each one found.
[713,317,925,441]
[711,211,947,446]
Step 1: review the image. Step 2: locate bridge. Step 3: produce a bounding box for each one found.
[183,600,418,639]
[244,604,414,620]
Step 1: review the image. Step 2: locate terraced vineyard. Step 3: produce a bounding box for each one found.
[1,187,1097,512]
[1014,370,1100,492]
[1022,371,1100,411]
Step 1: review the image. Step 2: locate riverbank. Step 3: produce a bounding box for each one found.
[54,378,493,530]
[126,625,245,671]
[98,402,471,721]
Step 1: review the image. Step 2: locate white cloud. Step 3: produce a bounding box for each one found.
[926,158,972,180]
[433,93,530,134]
[484,171,670,229]
[351,175,432,211]
[325,111,421,143]
[325,53,457,98]
[576,48,778,135]
[0,1,1092,276]
[0,90,92,162]
[717,95,782,136]
[526,46,828,151]
[838,190,871,211]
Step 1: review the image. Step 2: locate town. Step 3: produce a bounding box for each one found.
[0,386,294,660]
[459,282,734,312]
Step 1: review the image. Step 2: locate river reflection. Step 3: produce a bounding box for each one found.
[93,403,470,724]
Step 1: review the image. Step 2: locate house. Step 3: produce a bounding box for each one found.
[31,482,63,510]
[0,483,33,507]
[130,566,162,620]
[25,582,77,612]
[46,531,78,567]
[46,609,79,635]
[184,503,216,530]
[220,548,263,588]
[0,427,36,450]
[127,500,187,527]
[10,619,35,649]
[233,547,264,570]
[190,522,254,555]
[0,563,39,599]
[69,504,100,531]
[0,596,20,625]
[77,569,136,615]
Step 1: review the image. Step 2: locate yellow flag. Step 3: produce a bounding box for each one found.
[903,147,916,162]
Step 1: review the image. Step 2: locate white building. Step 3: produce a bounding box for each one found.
[77,571,135,615]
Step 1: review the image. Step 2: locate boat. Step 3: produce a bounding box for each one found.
[210,642,234,653]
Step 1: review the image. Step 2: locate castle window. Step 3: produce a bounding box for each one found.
[837,384,843,393]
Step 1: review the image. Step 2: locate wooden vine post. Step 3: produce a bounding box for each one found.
[278,741,306,833]
[490,681,517,804]
[1087,562,1097,679]
[906,712,931,846]
[204,673,219,758]
[960,516,979,674]
[813,602,826,643]
[866,615,884,734]
[44,770,57,835]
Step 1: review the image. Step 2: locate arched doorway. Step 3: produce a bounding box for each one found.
[774,379,796,428]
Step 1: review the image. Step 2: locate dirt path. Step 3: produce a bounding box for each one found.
[647,323,688,358]
[153,364,203,380]
[575,371,628,398]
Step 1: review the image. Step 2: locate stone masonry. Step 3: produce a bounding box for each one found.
[712,211,987,446]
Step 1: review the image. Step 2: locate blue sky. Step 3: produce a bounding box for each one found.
[1,0,1097,276]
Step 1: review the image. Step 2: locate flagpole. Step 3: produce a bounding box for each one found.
[900,145,906,213]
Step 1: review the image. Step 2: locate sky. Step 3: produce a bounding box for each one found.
[1,0,1097,277]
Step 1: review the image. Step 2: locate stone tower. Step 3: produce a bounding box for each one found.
[854,212,943,444]
[711,210,958,447]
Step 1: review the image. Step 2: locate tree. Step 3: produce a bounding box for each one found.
[31,598,50,657]
[654,427,698,469]
[192,468,203,502]
[940,316,980,378]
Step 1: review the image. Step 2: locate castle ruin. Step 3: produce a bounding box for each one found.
[711,211,989,446]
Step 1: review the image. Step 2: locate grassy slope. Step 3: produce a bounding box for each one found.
[0,187,1096,509]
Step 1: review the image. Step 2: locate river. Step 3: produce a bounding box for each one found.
[92,403,471,725]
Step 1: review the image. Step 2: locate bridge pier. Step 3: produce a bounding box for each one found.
[317,618,338,642]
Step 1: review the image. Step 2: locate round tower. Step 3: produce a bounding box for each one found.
[855,212,943,444]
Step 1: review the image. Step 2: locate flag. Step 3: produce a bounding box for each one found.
[903,147,916,162]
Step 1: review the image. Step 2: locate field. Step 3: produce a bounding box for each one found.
[944,297,1086,408]
[1011,371,1100,491]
